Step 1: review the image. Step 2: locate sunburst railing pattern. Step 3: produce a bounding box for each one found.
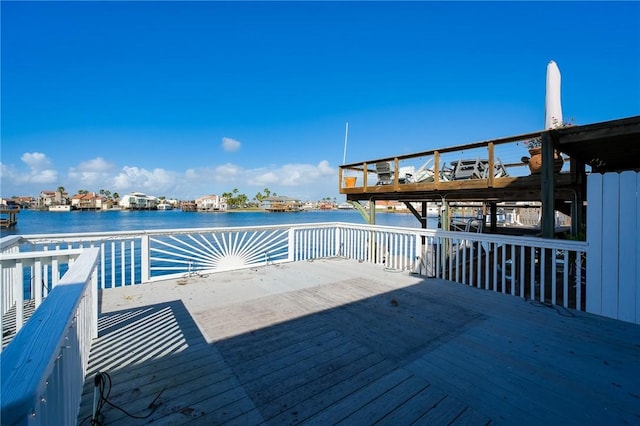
[149,227,290,278]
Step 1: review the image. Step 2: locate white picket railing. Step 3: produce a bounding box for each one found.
[0,222,587,425]
[2,222,587,309]
[0,248,99,425]
[0,241,86,350]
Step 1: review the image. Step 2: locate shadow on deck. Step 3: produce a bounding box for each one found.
[78,260,640,425]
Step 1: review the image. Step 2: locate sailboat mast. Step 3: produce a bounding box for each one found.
[342,122,349,164]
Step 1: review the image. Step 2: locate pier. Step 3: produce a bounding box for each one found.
[0,207,19,228]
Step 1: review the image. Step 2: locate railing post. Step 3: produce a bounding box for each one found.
[91,267,98,339]
[288,228,295,262]
[14,260,24,332]
[141,234,150,283]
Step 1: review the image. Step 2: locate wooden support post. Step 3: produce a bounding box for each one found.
[369,199,376,224]
[404,201,426,228]
[434,151,440,189]
[422,202,428,229]
[490,202,497,233]
[541,131,555,239]
[487,142,495,187]
[541,131,556,289]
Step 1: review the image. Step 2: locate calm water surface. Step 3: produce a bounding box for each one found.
[3,209,434,236]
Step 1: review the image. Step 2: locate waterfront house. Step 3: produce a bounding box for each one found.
[119,192,158,210]
[260,195,303,212]
[38,190,68,208]
[195,194,227,211]
[70,192,107,210]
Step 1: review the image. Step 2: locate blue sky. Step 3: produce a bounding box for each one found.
[2,1,639,201]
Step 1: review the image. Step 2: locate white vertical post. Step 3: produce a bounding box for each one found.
[288,228,295,262]
[130,240,135,285]
[120,241,126,286]
[587,173,603,315]
[141,235,150,283]
[601,173,620,318]
[34,259,43,306]
[618,171,637,322]
[14,260,24,333]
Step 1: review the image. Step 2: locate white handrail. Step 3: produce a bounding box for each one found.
[1,247,99,425]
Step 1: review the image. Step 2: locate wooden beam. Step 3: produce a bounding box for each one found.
[540,132,555,239]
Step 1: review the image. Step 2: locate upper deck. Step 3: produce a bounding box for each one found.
[338,116,640,204]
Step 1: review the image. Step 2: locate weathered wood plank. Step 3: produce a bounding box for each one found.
[412,395,471,425]
[335,375,430,425]
[373,384,448,425]
[263,354,393,424]
[301,369,414,424]
[77,259,640,425]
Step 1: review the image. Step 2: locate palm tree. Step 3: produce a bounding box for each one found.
[56,186,66,205]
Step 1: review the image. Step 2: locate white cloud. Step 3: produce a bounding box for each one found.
[68,157,116,187]
[249,160,335,187]
[21,152,51,170]
[75,157,114,173]
[250,171,279,186]
[30,169,58,184]
[222,137,241,152]
[112,166,177,194]
[214,163,242,182]
[12,152,59,184]
[1,154,339,201]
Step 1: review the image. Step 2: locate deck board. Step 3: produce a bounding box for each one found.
[78,258,640,425]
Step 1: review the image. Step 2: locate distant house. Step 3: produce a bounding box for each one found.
[375,200,408,211]
[39,190,69,208]
[195,195,226,211]
[71,193,107,210]
[4,196,34,208]
[119,192,158,210]
[260,196,303,212]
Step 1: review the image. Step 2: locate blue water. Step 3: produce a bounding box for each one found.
[2,208,435,236]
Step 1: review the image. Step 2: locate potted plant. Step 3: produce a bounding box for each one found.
[523,137,564,174]
[523,119,574,174]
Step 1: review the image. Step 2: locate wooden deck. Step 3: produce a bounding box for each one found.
[78,259,640,425]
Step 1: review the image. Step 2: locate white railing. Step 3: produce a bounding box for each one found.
[4,222,587,311]
[0,222,587,424]
[1,237,86,351]
[1,248,99,425]
[424,228,587,310]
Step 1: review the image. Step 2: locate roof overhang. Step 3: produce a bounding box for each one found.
[555,115,640,173]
